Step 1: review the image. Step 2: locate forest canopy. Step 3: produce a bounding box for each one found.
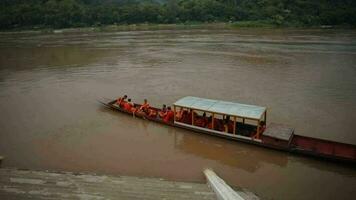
[0,0,355,30]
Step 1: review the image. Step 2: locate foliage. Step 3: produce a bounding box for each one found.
[0,0,355,30]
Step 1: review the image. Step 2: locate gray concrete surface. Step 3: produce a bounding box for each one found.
[0,168,259,200]
[0,168,216,200]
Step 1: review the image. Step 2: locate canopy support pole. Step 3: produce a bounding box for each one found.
[192,109,195,126]
[212,113,215,130]
[256,120,261,139]
[233,116,237,135]
[173,105,176,122]
[264,111,267,124]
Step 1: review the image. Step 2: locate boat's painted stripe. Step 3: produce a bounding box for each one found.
[174,121,262,143]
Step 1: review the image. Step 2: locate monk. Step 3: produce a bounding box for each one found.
[206,116,222,131]
[123,99,134,112]
[223,120,229,133]
[223,116,233,133]
[163,106,174,123]
[116,95,127,107]
[147,108,157,118]
[194,112,208,127]
[136,99,150,116]
[207,116,213,129]
[183,109,192,124]
[139,99,150,110]
[175,107,184,121]
[214,119,223,131]
[158,104,167,119]
[207,117,222,131]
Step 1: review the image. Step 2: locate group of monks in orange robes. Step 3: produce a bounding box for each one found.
[115,95,174,123]
[115,95,264,136]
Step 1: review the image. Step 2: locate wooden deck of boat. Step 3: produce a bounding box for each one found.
[263,123,294,141]
[0,168,259,200]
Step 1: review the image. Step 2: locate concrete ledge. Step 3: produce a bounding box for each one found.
[204,169,246,200]
[0,168,216,200]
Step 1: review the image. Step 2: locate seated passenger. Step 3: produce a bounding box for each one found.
[228,121,234,133]
[147,108,157,118]
[123,99,134,112]
[158,104,167,119]
[175,107,184,121]
[116,95,128,107]
[207,116,213,129]
[207,117,222,131]
[223,120,229,133]
[194,112,208,127]
[136,99,150,116]
[180,110,189,124]
[186,109,193,124]
[163,106,174,123]
[139,99,150,112]
[223,116,233,133]
[214,119,223,131]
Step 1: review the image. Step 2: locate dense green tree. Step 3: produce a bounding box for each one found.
[0,0,355,30]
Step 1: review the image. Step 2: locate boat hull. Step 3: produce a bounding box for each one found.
[99,99,356,164]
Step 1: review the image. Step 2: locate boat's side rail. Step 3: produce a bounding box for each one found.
[174,121,262,143]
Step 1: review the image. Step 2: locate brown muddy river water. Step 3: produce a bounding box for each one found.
[0,28,356,199]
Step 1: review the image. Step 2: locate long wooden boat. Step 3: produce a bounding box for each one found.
[99,96,356,164]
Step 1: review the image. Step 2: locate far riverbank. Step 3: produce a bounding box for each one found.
[0,22,352,34]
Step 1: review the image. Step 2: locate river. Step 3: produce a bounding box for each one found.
[0,28,356,200]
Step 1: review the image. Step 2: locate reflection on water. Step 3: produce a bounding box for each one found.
[0,28,356,200]
[174,132,288,172]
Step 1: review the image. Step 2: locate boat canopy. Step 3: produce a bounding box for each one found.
[173,96,266,120]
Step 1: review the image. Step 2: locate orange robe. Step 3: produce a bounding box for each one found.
[163,110,174,123]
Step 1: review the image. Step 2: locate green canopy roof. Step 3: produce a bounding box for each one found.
[173,96,266,120]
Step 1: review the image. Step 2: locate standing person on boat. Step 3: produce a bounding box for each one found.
[163,106,174,123]
[116,95,127,107]
[158,104,167,119]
